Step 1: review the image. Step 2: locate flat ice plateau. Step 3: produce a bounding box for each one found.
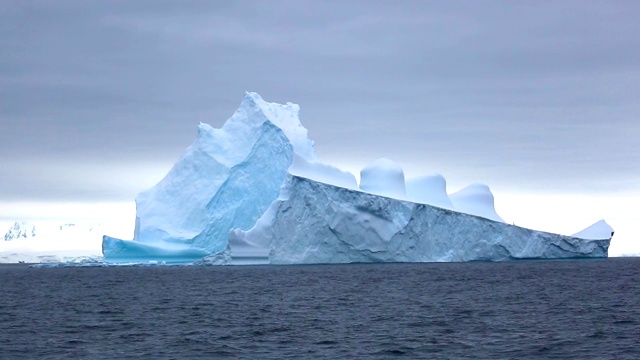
[100,92,611,265]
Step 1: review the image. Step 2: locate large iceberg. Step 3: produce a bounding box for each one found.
[102,92,611,264]
[230,176,609,264]
[104,92,316,262]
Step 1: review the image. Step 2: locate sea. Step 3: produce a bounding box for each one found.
[1,258,639,359]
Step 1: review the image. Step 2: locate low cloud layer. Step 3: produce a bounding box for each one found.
[1,0,638,201]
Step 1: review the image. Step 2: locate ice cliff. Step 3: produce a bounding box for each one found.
[102,92,611,264]
[230,176,610,264]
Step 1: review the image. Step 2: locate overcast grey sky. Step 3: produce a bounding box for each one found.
[1,1,638,219]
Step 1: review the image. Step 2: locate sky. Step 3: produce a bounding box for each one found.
[0,0,638,255]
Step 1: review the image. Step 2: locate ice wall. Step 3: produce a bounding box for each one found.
[230,175,610,264]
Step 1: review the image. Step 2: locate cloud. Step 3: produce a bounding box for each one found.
[0,0,638,203]
[0,158,172,201]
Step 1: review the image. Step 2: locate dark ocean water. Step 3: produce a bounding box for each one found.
[1,258,639,359]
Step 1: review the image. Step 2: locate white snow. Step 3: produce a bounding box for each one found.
[288,154,358,190]
[235,92,316,161]
[406,174,454,210]
[572,219,614,240]
[359,158,407,199]
[449,184,505,223]
[0,221,104,263]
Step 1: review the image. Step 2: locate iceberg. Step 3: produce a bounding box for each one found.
[104,92,316,262]
[230,176,609,264]
[102,92,612,264]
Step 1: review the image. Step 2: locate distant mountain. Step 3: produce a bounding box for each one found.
[0,220,133,264]
[4,222,37,241]
[3,221,102,242]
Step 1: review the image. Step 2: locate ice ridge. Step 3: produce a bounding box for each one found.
[103,92,316,262]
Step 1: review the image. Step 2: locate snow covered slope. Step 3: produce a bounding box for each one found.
[3,222,37,241]
[449,184,505,223]
[359,158,406,199]
[230,175,610,264]
[572,220,614,240]
[405,174,454,210]
[1,222,104,263]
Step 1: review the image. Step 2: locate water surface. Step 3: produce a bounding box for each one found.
[1,258,639,359]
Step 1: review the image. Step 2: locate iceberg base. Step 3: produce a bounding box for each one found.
[102,236,209,264]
